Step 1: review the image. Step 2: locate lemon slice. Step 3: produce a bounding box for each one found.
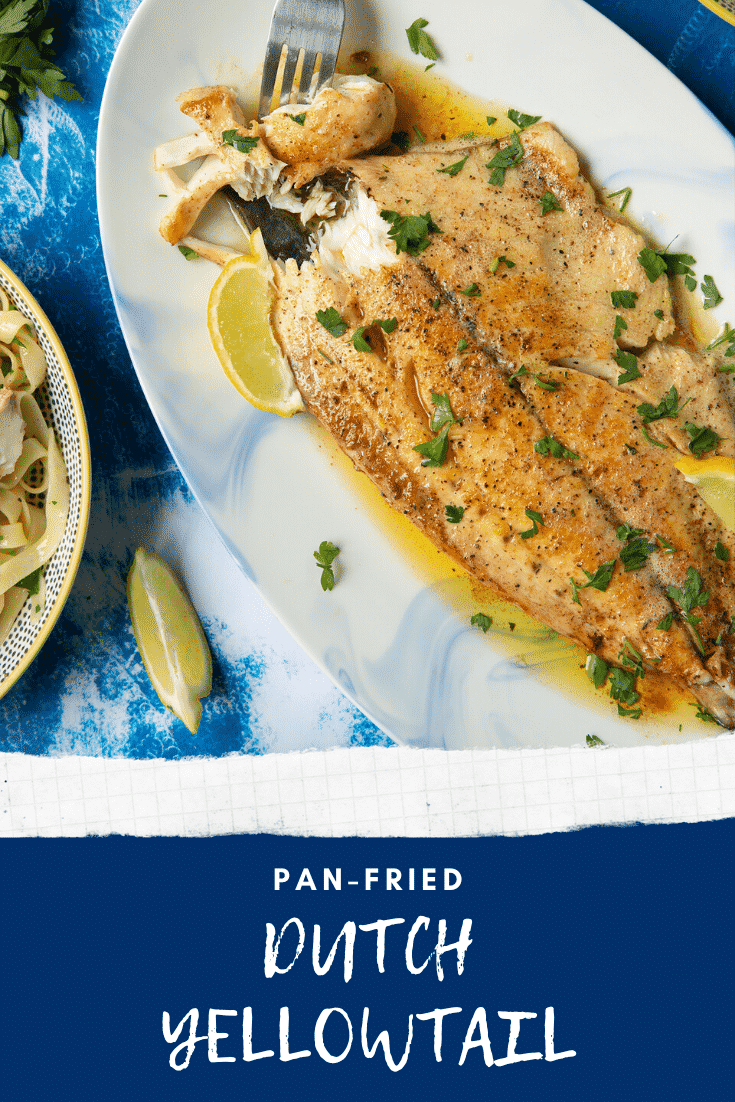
[675,455,735,531]
[127,548,213,733]
[207,228,305,416]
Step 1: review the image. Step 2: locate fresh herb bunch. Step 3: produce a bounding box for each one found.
[0,0,81,158]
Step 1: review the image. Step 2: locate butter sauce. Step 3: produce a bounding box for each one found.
[316,52,723,740]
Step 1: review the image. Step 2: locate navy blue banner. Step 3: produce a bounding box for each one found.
[4,822,734,1100]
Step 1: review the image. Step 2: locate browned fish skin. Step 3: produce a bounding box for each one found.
[345,123,673,367]
[272,256,735,726]
[344,124,735,460]
[512,363,735,692]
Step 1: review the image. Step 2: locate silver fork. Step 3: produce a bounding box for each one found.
[258,0,346,120]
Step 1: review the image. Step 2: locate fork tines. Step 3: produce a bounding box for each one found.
[258,0,345,120]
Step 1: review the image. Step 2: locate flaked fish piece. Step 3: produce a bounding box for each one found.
[154,86,285,245]
[343,122,673,366]
[263,75,396,189]
[271,255,735,727]
[510,363,735,690]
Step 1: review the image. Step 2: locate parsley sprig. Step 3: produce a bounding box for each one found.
[507,108,541,130]
[638,246,696,289]
[413,393,461,467]
[507,364,560,391]
[221,129,260,154]
[486,130,523,186]
[684,421,721,458]
[637,386,690,425]
[0,0,82,158]
[667,567,710,654]
[534,436,578,460]
[380,209,442,255]
[437,155,468,176]
[316,307,348,337]
[406,17,439,62]
[314,542,340,591]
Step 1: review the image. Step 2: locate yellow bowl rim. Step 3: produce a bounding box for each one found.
[0,257,92,699]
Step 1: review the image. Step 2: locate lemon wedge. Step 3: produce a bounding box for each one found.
[207,228,305,416]
[127,548,213,733]
[675,455,735,531]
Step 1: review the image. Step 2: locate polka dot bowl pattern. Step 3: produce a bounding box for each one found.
[0,259,91,696]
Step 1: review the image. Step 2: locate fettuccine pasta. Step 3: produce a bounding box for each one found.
[0,287,69,645]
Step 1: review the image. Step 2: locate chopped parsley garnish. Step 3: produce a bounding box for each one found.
[638,246,696,284]
[667,567,710,653]
[445,504,465,523]
[286,112,307,125]
[684,421,721,457]
[608,666,640,709]
[610,290,638,309]
[534,436,578,460]
[459,283,481,296]
[572,560,616,594]
[392,130,410,153]
[457,131,475,140]
[539,190,562,215]
[619,536,658,572]
[613,315,628,341]
[507,108,541,130]
[507,364,560,391]
[431,298,441,309]
[691,703,719,723]
[607,186,632,211]
[380,208,442,255]
[413,124,427,143]
[437,155,468,176]
[406,17,439,61]
[654,308,664,319]
[489,255,515,274]
[457,339,468,351]
[178,245,199,260]
[486,116,497,126]
[701,275,723,310]
[316,348,334,364]
[624,443,638,454]
[18,567,41,595]
[586,655,609,690]
[637,385,690,424]
[619,639,652,680]
[221,129,260,154]
[615,349,641,384]
[486,130,523,186]
[586,733,606,747]
[471,612,492,632]
[657,611,674,631]
[641,426,667,448]
[314,541,340,591]
[316,307,348,337]
[616,523,645,541]
[708,322,735,358]
[654,534,676,554]
[411,394,462,466]
[351,317,398,352]
[429,391,462,432]
[519,507,544,539]
[413,423,451,466]
[714,541,729,562]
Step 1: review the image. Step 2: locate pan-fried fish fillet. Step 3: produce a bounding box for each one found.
[344,123,735,457]
[272,256,735,727]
